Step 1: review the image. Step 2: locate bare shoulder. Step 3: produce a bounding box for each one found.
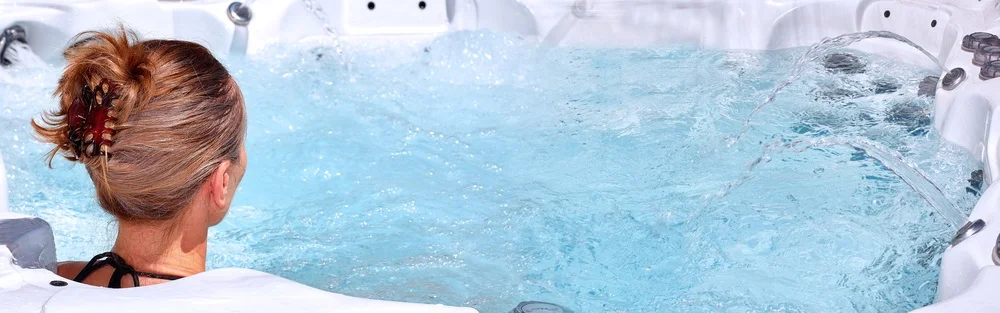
[56,261,87,280]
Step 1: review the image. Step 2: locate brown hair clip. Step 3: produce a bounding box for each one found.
[67,79,120,158]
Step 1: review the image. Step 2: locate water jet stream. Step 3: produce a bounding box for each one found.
[705,137,964,230]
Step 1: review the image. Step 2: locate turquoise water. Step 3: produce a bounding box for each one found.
[0,32,983,312]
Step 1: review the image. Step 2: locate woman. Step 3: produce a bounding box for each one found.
[32,27,248,288]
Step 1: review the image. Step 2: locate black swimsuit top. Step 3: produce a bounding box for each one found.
[72,252,185,288]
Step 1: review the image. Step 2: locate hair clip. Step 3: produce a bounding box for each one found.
[67,79,120,158]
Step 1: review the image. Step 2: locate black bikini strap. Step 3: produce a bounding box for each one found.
[107,262,137,289]
[72,252,185,288]
[71,253,110,283]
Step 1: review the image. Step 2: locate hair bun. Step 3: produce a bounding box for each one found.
[32,25,246,222]
[33,27,152,164]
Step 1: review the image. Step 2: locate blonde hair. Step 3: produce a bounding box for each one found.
[32,27,247,222]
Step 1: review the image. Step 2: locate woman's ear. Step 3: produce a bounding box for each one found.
[210,160,232,209]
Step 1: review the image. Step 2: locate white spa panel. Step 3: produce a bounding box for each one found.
[858,1,956,61]
[341,0,450,35]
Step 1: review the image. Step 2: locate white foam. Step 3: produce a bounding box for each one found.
[3,42,45,69]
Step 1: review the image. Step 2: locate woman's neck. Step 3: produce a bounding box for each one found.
[111,206,210,277]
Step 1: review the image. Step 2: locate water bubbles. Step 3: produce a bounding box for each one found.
[484,163,503,173]
[0,33,977,313]
[731,31,945,144]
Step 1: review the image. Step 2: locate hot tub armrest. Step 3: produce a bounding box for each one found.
[0,213,57,272]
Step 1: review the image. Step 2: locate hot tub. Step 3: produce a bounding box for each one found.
[2,0,1000,312]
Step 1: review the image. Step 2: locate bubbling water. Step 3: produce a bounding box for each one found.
[0,32,981,313]
[731,31,945,145]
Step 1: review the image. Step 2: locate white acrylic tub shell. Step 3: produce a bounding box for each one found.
[0,0,990,66]
[4,0,1000,312]
[0,245,475,313]
[0,211,473,313]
